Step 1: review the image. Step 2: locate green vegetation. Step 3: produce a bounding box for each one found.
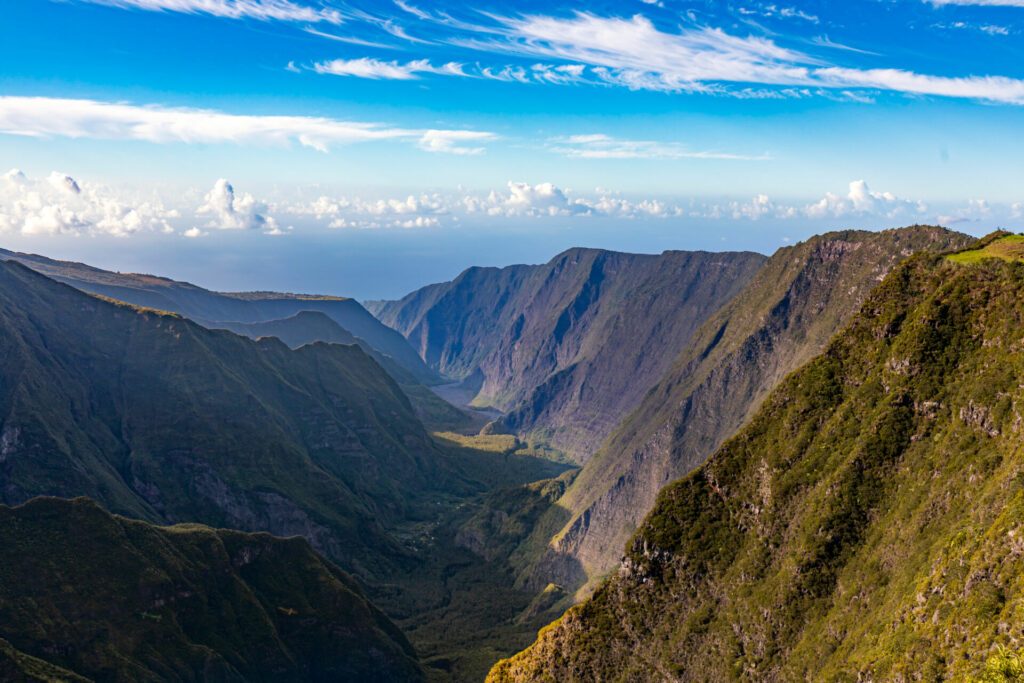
[977,647,1024,682]
[491,251,1024,681]
[0,497,422,682]
[0,259,452,576]
[434,431,521,454]
[947,232,1024,264]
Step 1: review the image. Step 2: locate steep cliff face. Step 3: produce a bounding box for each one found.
[521,227,973,591]
[373,249,767,461]
[0,248,438,384]
[0,497,423,682]
[491,247,1024,682]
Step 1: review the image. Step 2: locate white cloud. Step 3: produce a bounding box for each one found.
[76,0,342,23]
[492,13,816,93]
[311,57,466,80]
[936,198,994,225]
[928,0,1024,6]
[816,67,1024,104]
[288,181,697,226]
[549,133,771,160]
[443,11,1024,103]
[0,96,496,155]
[804,180,927,219]
[197,179,277,232]
[417,129,494,155]
[0,168,177,237]
[690,180,930,221]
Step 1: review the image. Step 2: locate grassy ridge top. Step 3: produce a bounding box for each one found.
[947,232,1024,264]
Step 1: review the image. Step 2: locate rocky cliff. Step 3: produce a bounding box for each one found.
[372,248,767,462]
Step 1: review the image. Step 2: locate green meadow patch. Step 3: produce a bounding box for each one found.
[948,233,1024,265]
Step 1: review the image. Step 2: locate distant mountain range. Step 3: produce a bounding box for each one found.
[490,236,1024,681]
[369,248,767,462]
[0,247,438,386]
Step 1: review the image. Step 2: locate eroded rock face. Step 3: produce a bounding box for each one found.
[374,248,768,462]
[522,227,974,592]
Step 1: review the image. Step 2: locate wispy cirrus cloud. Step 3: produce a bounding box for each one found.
[482,12,1024,103]
[311,57,466,79]
[352,10,1024,104]
[927,0,1024,6]
[0,96,496,155]
[549,133,772,160]
[74,0,342,23]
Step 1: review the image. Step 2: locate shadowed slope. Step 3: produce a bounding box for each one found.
[0,248,437,384]
[0,259,447,577]
[0,497,422,682]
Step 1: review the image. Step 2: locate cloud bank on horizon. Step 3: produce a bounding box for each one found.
[1,0,1024,265]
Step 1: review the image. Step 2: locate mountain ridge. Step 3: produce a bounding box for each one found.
[490,241,1024,682]
[0,247,438,385]
[371,247,768,462]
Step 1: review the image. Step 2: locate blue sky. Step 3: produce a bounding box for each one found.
[2,0,1024,298]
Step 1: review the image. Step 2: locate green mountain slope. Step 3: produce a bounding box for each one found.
[372,249,767,462]
[206,311,473,432]
[520,226,972,593]
[0,258,447,576]
[490,245,1024,682]
[0,496,422,682]
[0,258,578,682]
[0,248,438,385]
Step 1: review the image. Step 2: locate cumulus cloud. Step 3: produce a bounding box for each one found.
[0,96,497,155]
[75,0,342,23]
[0,168,177,237]
[197,179,277,232]
[803,180,927,219]
[290,181,698,227]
